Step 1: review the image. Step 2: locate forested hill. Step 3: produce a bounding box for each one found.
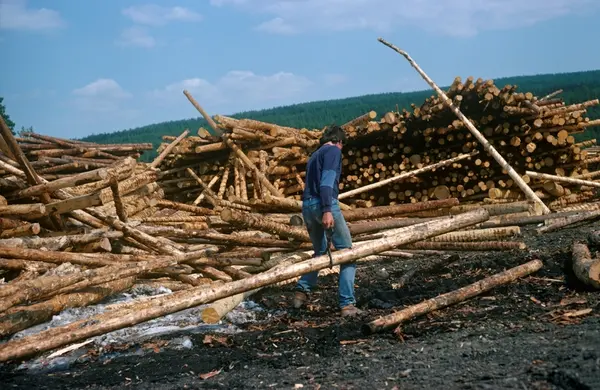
[81,69,600,162]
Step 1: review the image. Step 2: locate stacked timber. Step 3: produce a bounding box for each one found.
[1,77,599,363]
[154,83,600,210]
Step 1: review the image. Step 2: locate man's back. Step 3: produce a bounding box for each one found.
[302,144,342,212]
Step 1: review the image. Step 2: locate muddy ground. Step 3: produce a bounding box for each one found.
[2,222,600,389]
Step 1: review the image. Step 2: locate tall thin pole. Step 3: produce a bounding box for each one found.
[377,37,550,215]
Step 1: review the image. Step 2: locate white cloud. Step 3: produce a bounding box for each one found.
[116,26,156,48]
[0,0,64,31]
[122,4,203,26]
[210,0,597,37]
[256,17,296,34]
[72,79,132,112]
[149,70,313,111]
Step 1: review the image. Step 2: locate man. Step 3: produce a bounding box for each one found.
[292,125,361,317]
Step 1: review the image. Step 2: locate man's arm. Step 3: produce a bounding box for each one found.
[319,147,341,213]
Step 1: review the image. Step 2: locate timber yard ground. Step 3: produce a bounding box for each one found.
[1,223,600,390]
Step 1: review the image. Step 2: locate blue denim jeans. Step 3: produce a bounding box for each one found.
[295,197,356,308]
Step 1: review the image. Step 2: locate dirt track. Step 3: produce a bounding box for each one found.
[1,222,600,389]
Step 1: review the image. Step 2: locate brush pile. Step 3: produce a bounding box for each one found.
[0,76,599,363]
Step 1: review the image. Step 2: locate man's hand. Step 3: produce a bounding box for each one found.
[322,211,334,229]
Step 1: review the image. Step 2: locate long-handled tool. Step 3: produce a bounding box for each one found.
[325,228,334,268]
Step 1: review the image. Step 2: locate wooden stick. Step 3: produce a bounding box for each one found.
[526,170,600,189]
[362,258,543,335]
[377,37,550,215]
[182,90,222,136]
[109,176,128,222]
[150,129,190,169]
[0,209,490,362]
[536,210,600,234]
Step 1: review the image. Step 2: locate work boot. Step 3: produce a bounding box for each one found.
[292,291,308,309]
[340,304,363,317]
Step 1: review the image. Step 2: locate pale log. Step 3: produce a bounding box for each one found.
[182,90,222,136]
[150,129,190,169]
[0,223,40,238]
[7,167,108,199]
[109,176,127,222]
[536,210,600,234]
[526,170,600,188]
[0,277,136,337]
[0,203,46,219]
[362,258,543,334]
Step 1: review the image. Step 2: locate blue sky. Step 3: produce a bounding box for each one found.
[1,0,599,139]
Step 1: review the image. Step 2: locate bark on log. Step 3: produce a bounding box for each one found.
[571,242,600,289]
[401,241,527,251]
[0,208,490,362]
[342,199,459,222]
[362,258,543,334]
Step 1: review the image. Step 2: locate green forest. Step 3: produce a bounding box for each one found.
[79,69,600,162]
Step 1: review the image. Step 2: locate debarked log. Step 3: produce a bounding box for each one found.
[0,208,490,362]
[0,277,136,337]
[362,258,543,335]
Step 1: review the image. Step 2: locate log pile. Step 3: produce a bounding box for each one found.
[154,85,600,211]
[1,62,600,362]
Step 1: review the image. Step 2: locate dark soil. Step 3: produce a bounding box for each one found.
[2,222,600,389]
